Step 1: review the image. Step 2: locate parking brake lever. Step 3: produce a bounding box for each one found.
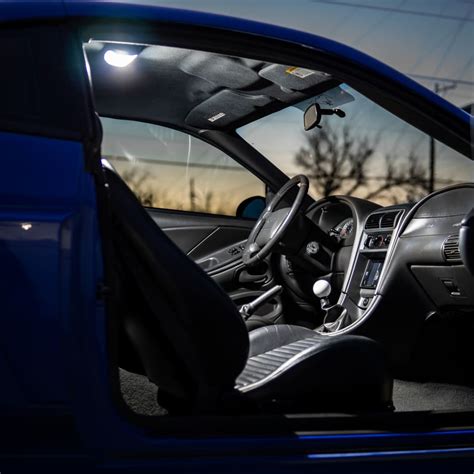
[239,285,283,319]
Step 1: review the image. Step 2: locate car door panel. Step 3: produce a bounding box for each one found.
[147,209,254,254]
[147,208,255,288]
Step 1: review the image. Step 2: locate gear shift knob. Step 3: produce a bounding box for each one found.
[313,280,331,298]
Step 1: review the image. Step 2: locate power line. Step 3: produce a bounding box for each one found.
[310,0,474,22]
[407,73,474,86]
[351,0,407,46]
[327,6,358,36]
[449,92,474,99]
[406,25,456,74]
[104,155,245,171]
[432,8,472,77]
[457,56,474,81]
[309,1,473,89]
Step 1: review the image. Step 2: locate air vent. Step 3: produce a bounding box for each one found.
[443,234,461,262]
[365,214,381,229]
[380,211,400,229]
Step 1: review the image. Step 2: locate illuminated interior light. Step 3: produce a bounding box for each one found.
[104,50,137,68]
[21,223,32,231]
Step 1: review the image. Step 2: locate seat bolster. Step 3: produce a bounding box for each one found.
[248,324,318,358]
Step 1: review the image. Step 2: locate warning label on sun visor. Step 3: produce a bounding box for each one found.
[285,67,315,79]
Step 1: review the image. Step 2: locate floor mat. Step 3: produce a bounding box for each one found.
[119,369,167,416]
[393,379,474,412]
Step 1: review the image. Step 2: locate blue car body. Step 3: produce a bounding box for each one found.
[0,1,473,471]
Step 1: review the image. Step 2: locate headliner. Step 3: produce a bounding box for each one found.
[84,41,339,133]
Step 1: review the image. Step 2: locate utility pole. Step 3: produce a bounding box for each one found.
[429,82,457,193]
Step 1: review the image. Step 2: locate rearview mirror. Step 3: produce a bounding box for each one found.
[304,103,346,131]
[304,103,322,131]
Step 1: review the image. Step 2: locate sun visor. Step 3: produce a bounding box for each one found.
[179,52,261,89]
[185,90,271,129]
[259,64,331,91]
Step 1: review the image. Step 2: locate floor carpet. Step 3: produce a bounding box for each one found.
[119,369,167,416]
[119,369,474,415]
[393,379,474,412]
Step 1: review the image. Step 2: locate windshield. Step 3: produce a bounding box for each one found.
[238,84,473,206]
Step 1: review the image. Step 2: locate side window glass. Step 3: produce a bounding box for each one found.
[101,118,264,217]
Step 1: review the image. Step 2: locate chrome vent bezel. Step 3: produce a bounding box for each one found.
[365,210,402,231]
[380,211,401,229]
[365,214,381,229]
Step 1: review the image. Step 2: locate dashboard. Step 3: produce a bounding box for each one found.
[276,184,474,370]
[387,186,474,309]
[283,185,474,348]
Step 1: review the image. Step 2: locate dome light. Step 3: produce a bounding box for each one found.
[104,50,137,68]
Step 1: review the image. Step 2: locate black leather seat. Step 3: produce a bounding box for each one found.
[237,325,391,411]
[102,162,393,414]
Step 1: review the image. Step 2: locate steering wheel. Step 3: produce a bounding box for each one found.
[242,175,309,266]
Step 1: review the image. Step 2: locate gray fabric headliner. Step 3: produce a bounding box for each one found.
[84,42,336,132]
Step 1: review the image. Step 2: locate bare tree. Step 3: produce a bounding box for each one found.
[294,125,374,198]
[294,124,430,204]
[121,167,157,207]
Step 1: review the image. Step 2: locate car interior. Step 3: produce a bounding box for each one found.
[82,34,474,418]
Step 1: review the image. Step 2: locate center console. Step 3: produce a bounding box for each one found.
[313,205,412,334]
[346,208,405,311]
